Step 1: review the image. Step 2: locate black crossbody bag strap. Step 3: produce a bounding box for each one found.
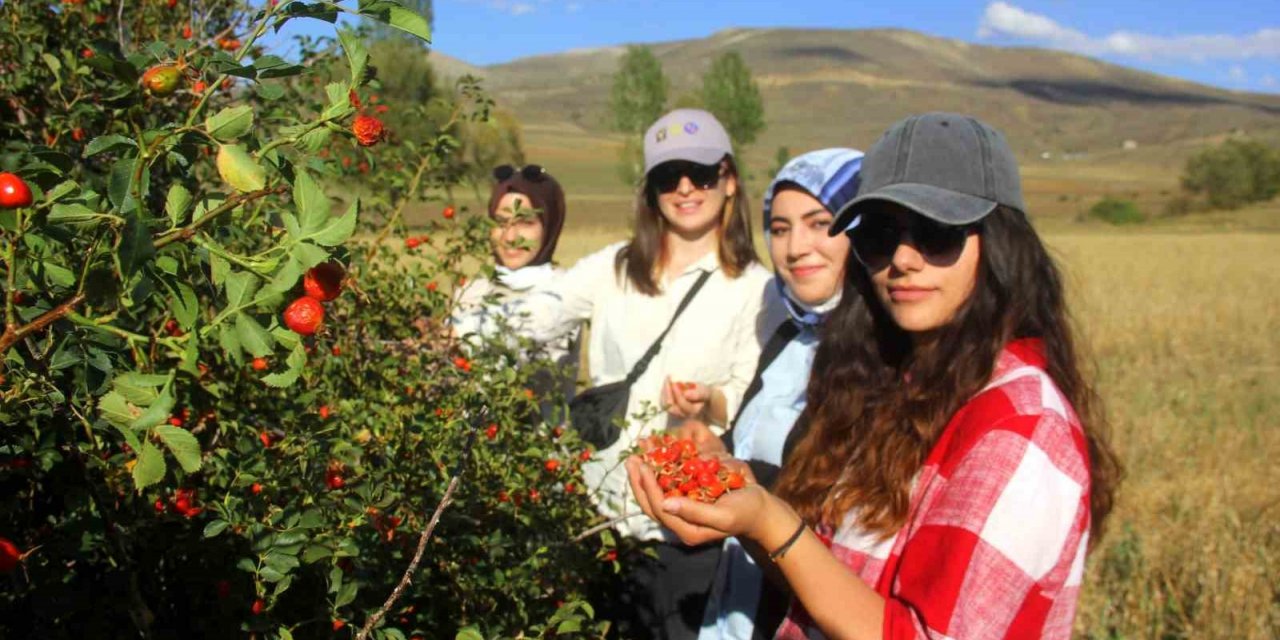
[623,270,713,386]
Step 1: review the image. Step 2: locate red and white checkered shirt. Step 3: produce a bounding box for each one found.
[776,339,1092,640]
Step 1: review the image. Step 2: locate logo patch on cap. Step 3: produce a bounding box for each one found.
[683,122,699,134]
[655,129,668,143]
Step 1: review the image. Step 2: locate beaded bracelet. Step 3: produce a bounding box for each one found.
[768,520,807,562]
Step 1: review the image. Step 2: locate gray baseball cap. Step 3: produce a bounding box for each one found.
[643,109,733,174]
[831,112,1024,235]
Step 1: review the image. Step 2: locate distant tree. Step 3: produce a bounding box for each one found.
[461,109,526,197]
[769,146,791,178]
[609,45,669,135]
[671,92,703,110]
[1181,138,1280,210]
[701,51,766,149]
[609,46,668,185]
[1088,197,1145,225]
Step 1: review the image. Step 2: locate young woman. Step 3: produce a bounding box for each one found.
[450,164,576,402]
[628,113,1121,640]
[507,109,777,639]
[695,148,863,640]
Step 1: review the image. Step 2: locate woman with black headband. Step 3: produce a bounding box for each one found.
[451,164,577,401]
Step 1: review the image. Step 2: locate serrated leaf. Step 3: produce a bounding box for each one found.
[171,282,198,327]
[268,256,304,293]
[361,3,432,42]
[337,29,367,88]
[42,261,76,287]
[165,184,192,225]
[100,391,143,428]
[262,343,305,388]
[132,441,166,490]
[209,253,230,288]
[235,313,274,357]
[301,544,332,564]
[556,619,582,634]
[293,169,329,231]
[129,387,175,430]
[219,323,242,360]
[46,203,103,224]
[83,134,137,158]
[224,271,261,309]
[44,180,78,203]
[264,553,300,575]
[260,566,286,582]
[113,372,169,405]
[256,83,286,101]
[155,425,202,473]
[281,212,302,240]
[203,520,230,538]
[296,126,330,153]
[278,627,294,640]
[293,242,329,269]
[253,55,303,79]
[308,200,357,247]
[216,144,266,192]
[206,105,255,142]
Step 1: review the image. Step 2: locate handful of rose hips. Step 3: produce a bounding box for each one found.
[639,434,746,503]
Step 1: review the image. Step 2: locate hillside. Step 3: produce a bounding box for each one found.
[431,27,1280,157]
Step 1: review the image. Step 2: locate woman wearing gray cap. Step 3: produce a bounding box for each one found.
[501,108,778,639]
[627,113,1121,640]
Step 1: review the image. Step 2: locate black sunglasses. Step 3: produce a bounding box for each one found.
[647,161,723,194]
[850,212,978,269]
[493,164,547,182]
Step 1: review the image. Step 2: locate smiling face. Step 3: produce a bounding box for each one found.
[489,192,545,270]
[767,187,850,306]
[651,160,737,239]
[862,206,981,334]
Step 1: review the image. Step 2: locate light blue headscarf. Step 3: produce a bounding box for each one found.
[762,148,864,327]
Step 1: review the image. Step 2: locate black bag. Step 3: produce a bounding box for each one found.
[569,271,712,450]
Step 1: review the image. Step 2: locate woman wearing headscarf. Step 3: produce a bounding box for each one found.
[451,164,577,399]
[693,148,863,640]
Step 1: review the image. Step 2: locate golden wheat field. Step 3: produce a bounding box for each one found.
[545,226,1280,639]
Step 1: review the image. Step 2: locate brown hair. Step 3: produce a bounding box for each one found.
[774,205,1121,545]
[487,170,567,266]
[614,155,758,295]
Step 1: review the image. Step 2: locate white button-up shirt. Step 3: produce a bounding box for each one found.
[508,241,783,540]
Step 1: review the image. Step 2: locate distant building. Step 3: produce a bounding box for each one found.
[1122,140,1139,151]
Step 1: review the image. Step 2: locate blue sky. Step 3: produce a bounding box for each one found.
[275,1,1280,93]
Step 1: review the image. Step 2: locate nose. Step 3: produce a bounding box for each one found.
[787,225,813,261]
[889,230,925,273]
[499,223,520,246]
[676,176,695,196]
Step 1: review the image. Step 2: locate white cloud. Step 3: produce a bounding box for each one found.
[1228,65,1247,82]
[1262,74,1277,88]
[509,2,534,15]
[566,2,582,12]
[978,2,1280,61]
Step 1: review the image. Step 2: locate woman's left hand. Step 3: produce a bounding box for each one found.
[663,376,711,420]
[624,455,770,547]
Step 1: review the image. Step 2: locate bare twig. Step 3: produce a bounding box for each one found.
[570,513,642,543]
[355,409,487,640]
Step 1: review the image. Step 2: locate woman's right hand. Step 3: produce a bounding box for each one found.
[624,455,771,547]
[669,419,727,456]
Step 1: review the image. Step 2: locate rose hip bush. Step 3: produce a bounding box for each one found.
[0,2,612,638]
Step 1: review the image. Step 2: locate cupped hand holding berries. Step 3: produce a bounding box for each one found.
[626,453,780,548]
[669,419,727,456]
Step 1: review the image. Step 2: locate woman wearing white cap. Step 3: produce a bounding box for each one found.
[627,113,1121,640]
[502,108,779,639]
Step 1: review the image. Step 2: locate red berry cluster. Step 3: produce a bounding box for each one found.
[639,435,745,503]
[158,488,204,518]
[324,462,346,490]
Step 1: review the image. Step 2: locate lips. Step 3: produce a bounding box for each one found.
[672,200,703,215]
[789,264,825,279]
[887,285,935,302]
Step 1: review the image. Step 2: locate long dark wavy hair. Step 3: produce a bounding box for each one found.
[774,205,1122,545]
[615,155,758,295]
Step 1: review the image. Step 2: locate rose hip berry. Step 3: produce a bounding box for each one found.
[141,64,182,96]
[252,357,268,371]
[639,434,747,503]
[283,296,324,335]
[352,114,385,147]
[0,173,34,209]
[302,261,345,302]
[0,538,21,573]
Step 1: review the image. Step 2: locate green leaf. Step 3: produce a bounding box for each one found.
[129,387,175,431]
[42,262,77,288]
[165,184,192,225]
[268,256,304,293]
[46,203,103,225]
[256,83,286,101]
[334,580,358,608]
[83,134,137,158]
[203,520,230,538]
[293,169,330,231]
[216,144,266,192]
[293,242,329,269]
[277,627,294,640]
[155,425,202,473]
[170,282,198,327]
[235,313,274,357]
[132,441,166,490]
[556,619,582,634]
[224,271,261,310]
[337,29,368,88]
[454,627,484,640]
[262,343,306,388]
[360,1,432,42]
[264,553,300,575]
[219,323,242,360]
[44,180,78,203]
[301,544,332,564]
[252,55,303,79]
[308,200,358,247]
[100,391,142,428]
[209,253,230,288]
[206,105,255,143]
[113,372,168,405]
